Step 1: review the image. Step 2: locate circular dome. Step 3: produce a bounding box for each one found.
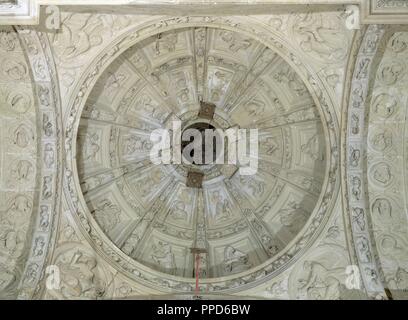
[76,27,326,280]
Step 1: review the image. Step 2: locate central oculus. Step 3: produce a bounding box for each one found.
[181,122,219,165]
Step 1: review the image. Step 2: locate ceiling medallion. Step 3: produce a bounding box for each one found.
[65,18,339,293]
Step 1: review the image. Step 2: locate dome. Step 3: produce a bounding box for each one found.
[76,27,326,279]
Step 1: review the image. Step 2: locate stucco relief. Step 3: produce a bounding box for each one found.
[366,28,408,295]
[9,28,63,300]
[343,24,388,299]
[0,26,38,299]
[3,2,408,300]
[48,11,137,101]
[57,11,342,298]
[47,243,115,300]
[70,28,336,284]
[342,24,408,300]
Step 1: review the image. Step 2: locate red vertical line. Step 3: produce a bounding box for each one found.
[195,253,200,296]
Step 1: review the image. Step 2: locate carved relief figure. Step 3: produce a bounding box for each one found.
[352,208,365,231]
[209,71,230,102]
[58,250,105,299]
[43,114,53,137]
[351,114,359,135]
[262,235,279,256]
[137,169,163,197]
[246,99,265,118]
[389,32,408,53]
[364,32,380,54]
[220,31,252,52]
[155,32,178,55]
[123,135,152,155]
[151,241,176,271]
[0,225,25,258]
[356,58,370,79]
[33,236,45,257]
[263,137,279,155]
[177,88,189,103]
[371,129,392,151]
[137,95,167,122]
[349,147,360,167]
[38,86,50,106]
[173,73,190,103]
[10,160,33,182]
[80,132,100,161]
[0,30,17,51]
[122,233,140,256]
[365,268,379,286]
[7,194,32,220]
[42,176,52,199]
[378,61,404,85]
[356,236,372,263]
[272,98,285,113]
[393,268,408,289]
[2,59,27,80]
[372,198,392,218]
[292,12,348,62]
[104,72,126,91]
[0,264,15,292]
[352,84,364,108]
[170,200,188,220]
[50,13,105,63]
[23,263,39,286]
[351,176,361,201]
[372,163,393,186]
[274,66,307,97]
[373,94,397,118]
[44,143,55,169]
[279,201,308,231]
[301,134,322,161]
[6,92,31,114]
[297,261,346,300]
[212,191,233,222]
[39,205,50,231]
[94,199,121,232]
[12,124,34,148]
[223,246,252,274]
[239,175,265,197]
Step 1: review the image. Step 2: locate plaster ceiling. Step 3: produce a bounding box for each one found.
[76,26,326,279]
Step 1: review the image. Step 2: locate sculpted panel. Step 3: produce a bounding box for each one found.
[0,27,38,299]
[366,28,408,295]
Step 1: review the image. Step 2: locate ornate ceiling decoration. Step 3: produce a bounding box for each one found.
[60,13,342,295]
[362,1,408,24]
[343,24,408,299]
[2,1,408,26]
[76,26,326,280]
[0,26,62,299]
[2,1,407,300]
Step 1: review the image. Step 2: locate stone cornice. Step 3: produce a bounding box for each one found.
[3,0,407,27]
[362,0,408,24]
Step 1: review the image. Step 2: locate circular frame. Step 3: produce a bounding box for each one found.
[63,15,340,294]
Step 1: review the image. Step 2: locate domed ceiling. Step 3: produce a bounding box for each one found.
[76,27,326,279]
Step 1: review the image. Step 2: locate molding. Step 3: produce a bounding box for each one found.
[0,0,404,27]
[15,27,63,300]
[362,0,408,24]
[0,1,38,24]
[342,24,391,299]
[1,1,407,26]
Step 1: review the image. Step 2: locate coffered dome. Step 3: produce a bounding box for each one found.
[76,27,326,280]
